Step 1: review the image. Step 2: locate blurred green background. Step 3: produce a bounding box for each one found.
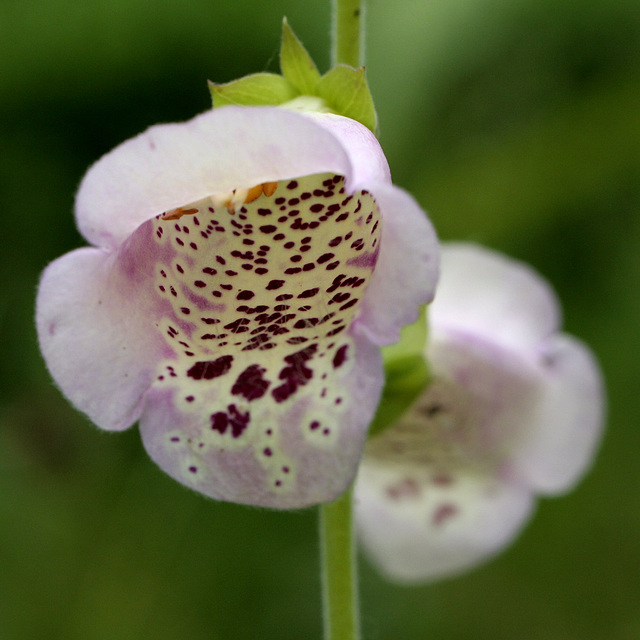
[1,0,639,638]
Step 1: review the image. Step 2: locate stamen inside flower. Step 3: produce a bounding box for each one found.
[147,173,381,497]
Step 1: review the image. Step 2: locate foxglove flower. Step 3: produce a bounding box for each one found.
[355,243,604,581]
[36,106,438,509]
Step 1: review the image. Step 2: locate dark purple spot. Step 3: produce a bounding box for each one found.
[255,268,269,275]
[298,287,319,299]
[258,208,272,216]
[236,290,255,301]
[260,225,277,234]
[432,504,458,526]
[210,404,250,438]
[332,345,348,368]
[293,317,318,329]
[187,355,234,380]
[266,279,285,290]
[202,267,218,275]
[271,344,318,403]
[263,447,273,457]
[287,180,298,190]
[330,292,350,304]
[232,364,271,401]
[328,236,342,247]
[224,317,250,333]
[317,253,335,264]
[310,203,324,213]
[285,267,301,275]
[194,280,206,288]
[273,233,286,240]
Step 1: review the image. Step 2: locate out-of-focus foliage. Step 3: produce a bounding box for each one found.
[1,0,638,638]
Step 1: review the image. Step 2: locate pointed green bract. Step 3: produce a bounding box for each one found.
[209,73,297,108]
[317,64,377,133]
[368,307,430,438]
[280,18,321,95]
[208,22,378,135]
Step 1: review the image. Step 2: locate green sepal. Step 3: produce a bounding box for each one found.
[209,73,298,108]
[280,18,321,96]
[368,307,430,439]
[317,64,377,133]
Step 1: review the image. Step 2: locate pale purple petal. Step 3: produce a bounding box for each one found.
[355,463,534,583]
[76,107,386,250]
[35,244,166,431]
[309,113,391,187]
[511,334,605,493]
[431,243,561,351]
[354,184,439,345]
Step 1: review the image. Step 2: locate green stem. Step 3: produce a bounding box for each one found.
[331,0,365,68]
[320,486,360,640]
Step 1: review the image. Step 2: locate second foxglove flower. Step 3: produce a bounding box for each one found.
[355,243,604,581]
